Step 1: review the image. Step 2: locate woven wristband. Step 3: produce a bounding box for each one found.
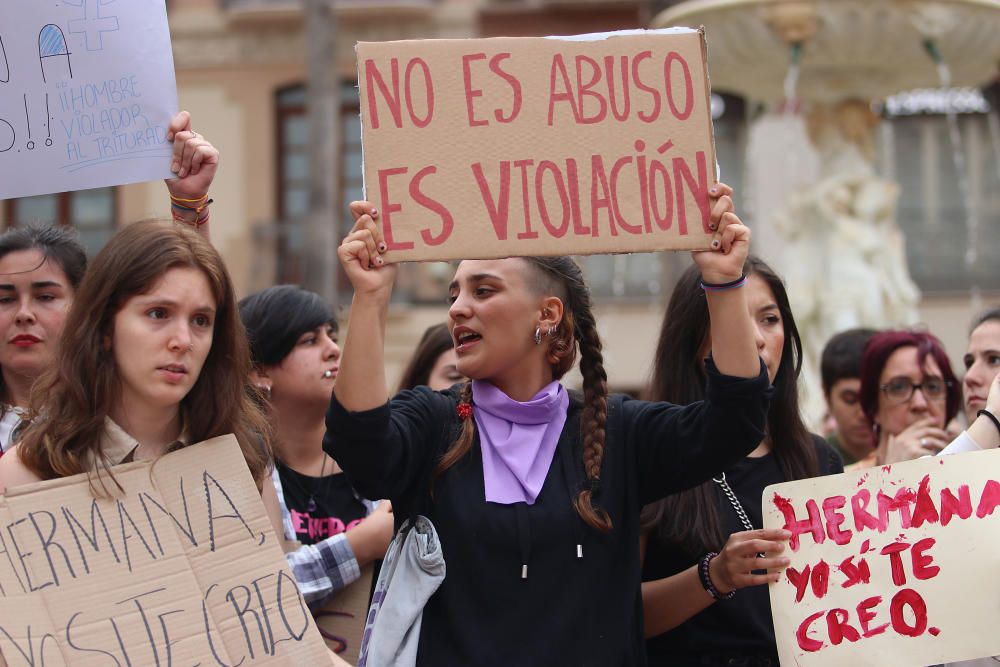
[699,552,735,601]
[701,273,748,292]
[977,409,1000,437]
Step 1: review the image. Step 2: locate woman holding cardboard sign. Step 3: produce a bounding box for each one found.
[639,256,842,666]
[326,184,772,665]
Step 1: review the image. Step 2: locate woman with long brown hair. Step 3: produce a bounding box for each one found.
[639,256,842,667]
[325,184,773,666]
[0,219,270,492]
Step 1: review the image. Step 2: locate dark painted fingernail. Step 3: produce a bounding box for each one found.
[371,208,379,217]
[711,240,720,249]
[709,223,718,231]
[375,256,384,266]
[710,187,718,195]
[378,243,387,253]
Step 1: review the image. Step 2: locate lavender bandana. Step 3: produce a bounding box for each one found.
[472,379,569,505]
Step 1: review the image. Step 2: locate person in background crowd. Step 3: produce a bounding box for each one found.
[240,285,393,609]
[939,307,1000,458]
[397,322,464,392]
[0,227,86,453]
[856,330,961,468]
[0,112,215,454]
[640,256,842,667]
[819,327,878,465]
[326,184,773,666]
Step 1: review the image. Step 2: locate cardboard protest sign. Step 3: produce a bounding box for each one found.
[314,564,374,664]
[763,449,1000,666]
[0,435,333,666]
[0,0,177,199]
[357,28,717,262]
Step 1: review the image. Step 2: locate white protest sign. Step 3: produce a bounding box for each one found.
[0,435,333,666]
[0,0,177,200]
[763,449,1000,666]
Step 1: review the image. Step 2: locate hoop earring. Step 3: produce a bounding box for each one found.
[533,326,542,345]
[546,325,557,338]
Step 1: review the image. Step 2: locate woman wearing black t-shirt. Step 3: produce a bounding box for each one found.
[239,285,393,607]
[640,257,843,666]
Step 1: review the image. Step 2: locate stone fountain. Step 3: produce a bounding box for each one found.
[653,0,1000,424]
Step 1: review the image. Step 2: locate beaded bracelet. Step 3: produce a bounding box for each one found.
[700,273,748,292]
[699,551,735,601]
[977,409,1000,437]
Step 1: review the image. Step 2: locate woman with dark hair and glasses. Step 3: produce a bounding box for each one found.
[856,330,961,467]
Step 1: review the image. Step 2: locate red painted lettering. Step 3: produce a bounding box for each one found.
[889,588,928,637]
[589,155,618,237]
[857,595,889,638]
[911,537,940,581]
[975,479,1000,518]
[604,56,631,121]
[610,156,642,234]
[403,58,434,128]
[489,53,522,123]
[939,484,972,526]
[773,493,825,551]
[796,611,825,652]
[664,51,694,120]
[471,161,511,240]
[377,167,414,251]
[876,487,915,530]
[648,158,673,231]
[910,475,940,528]
[365,58,403,130]
[632,50,660,123]
[409,166,453,246]
[672,152,711,235]
[574,55,607,124]
[838,556,871,588]
[852,489,882,532]
[823,495,853,545]
[565,158,589,236]
[535,160,570,238]
[811,560,830,599]
[786,565,810,603]
[547,54,580,125]
[462,53,489,127]
[826,608,861,646]
[513,159,538,240]
[879,541,910,587]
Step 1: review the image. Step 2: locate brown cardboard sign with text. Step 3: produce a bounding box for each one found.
[763,449,1000,666]
[357,28,717,262]
[0,435,332,666]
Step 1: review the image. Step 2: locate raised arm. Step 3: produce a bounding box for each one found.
[165,111,219,240]
[693,183,758,379]
[333,202,396,412]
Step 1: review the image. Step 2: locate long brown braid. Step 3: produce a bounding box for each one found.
[433,257,612,532]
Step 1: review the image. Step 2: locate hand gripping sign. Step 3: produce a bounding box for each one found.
[763,449,1000,666]
[356,28,719,262]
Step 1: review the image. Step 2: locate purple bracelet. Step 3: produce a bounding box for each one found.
[699,551,736,601]
[700,273,748,292]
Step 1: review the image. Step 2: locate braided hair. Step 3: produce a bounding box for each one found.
[434,257,613,532]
